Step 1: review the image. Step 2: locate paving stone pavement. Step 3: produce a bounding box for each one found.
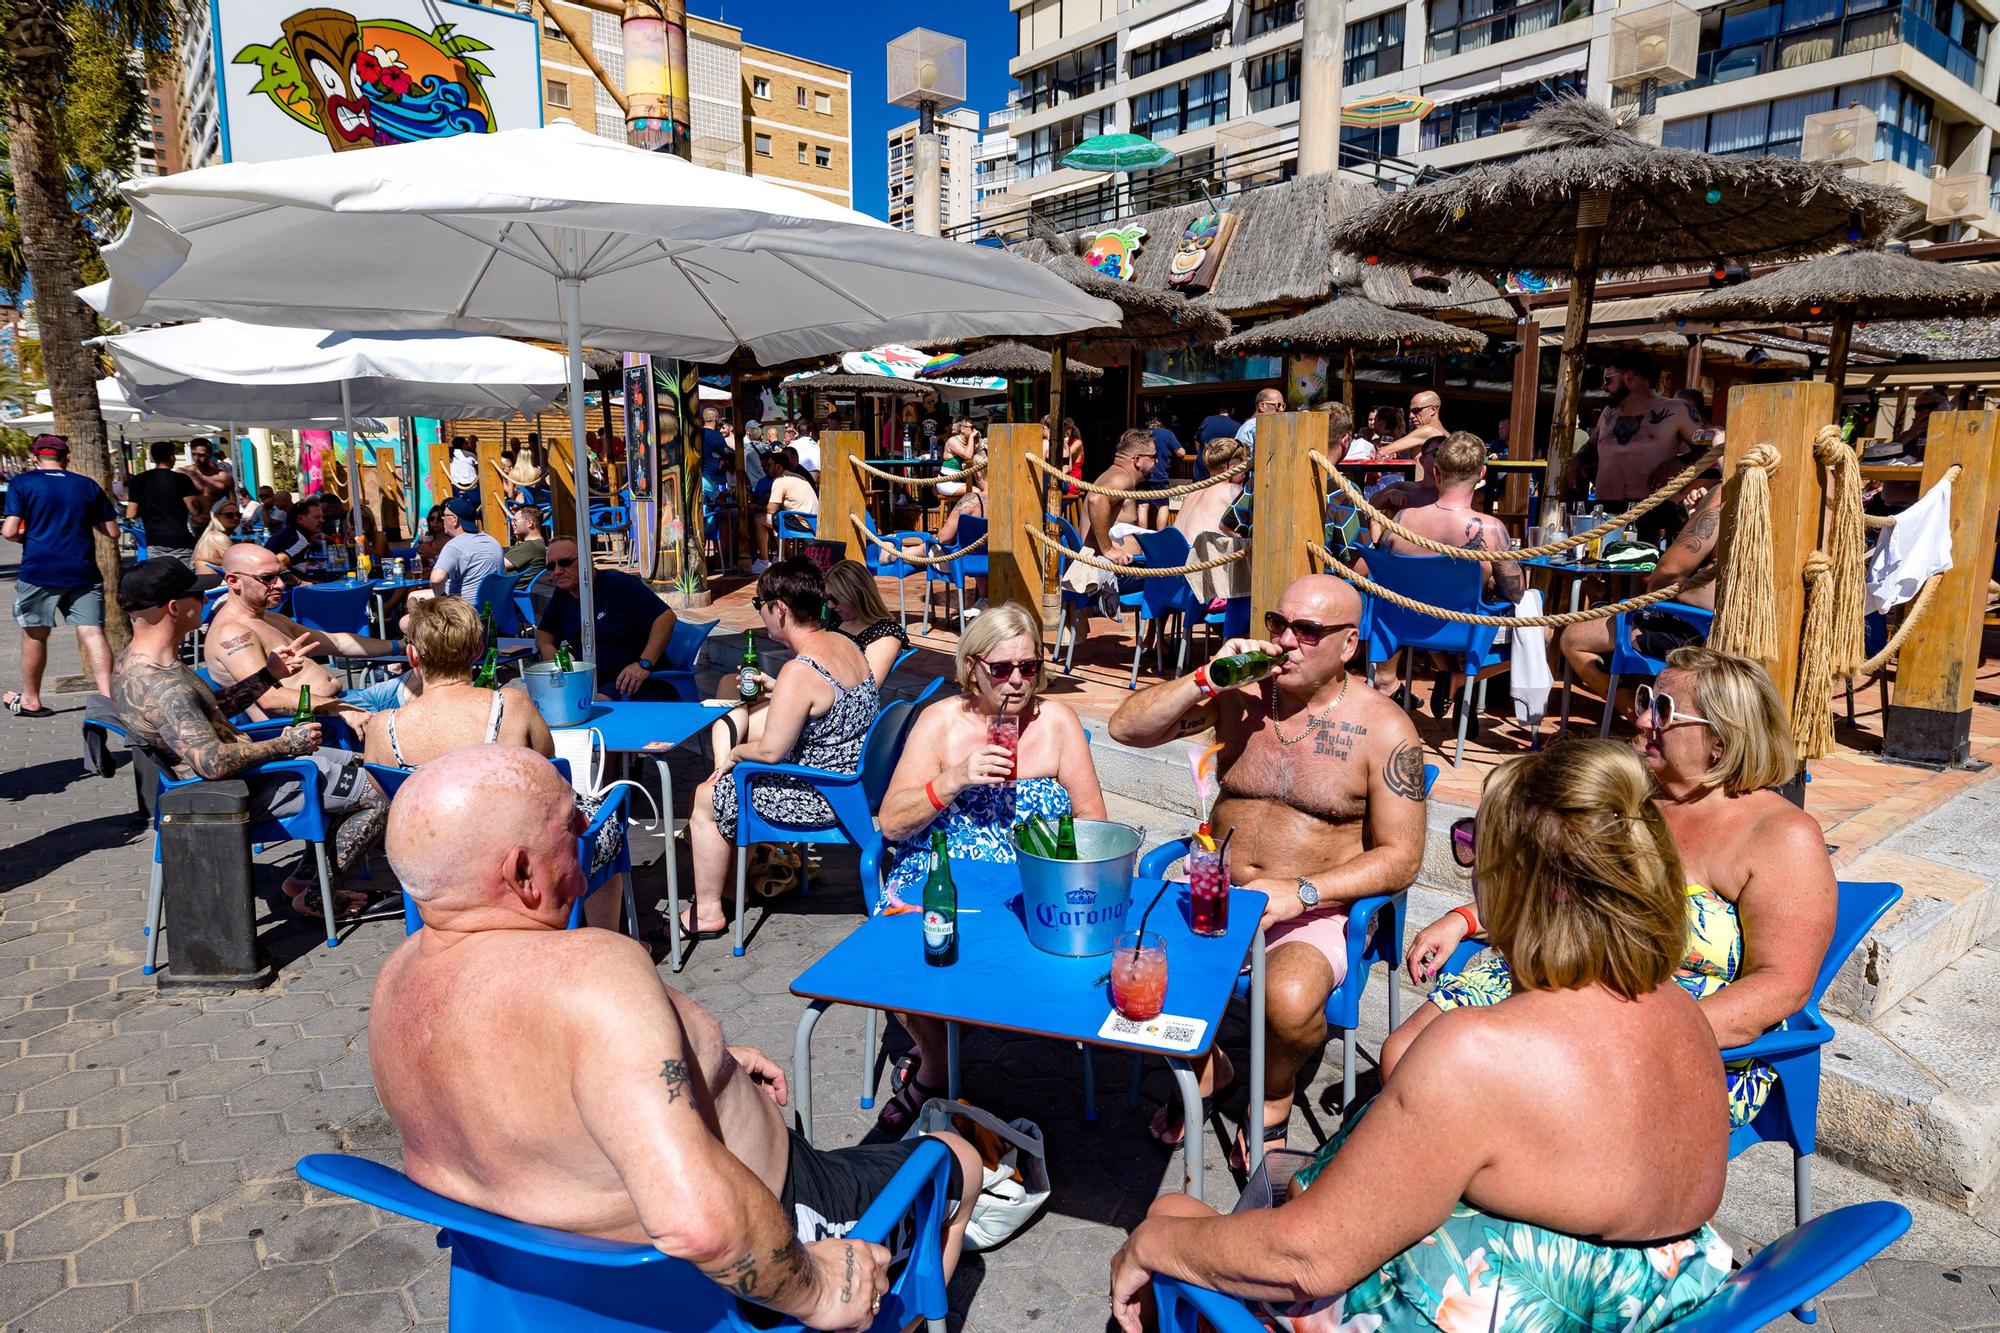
[4,561,2000,1331]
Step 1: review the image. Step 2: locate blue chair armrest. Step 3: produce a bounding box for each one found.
[1139,837,1194,881]
[1721,1011,1832,1063]
[888,530,940,550]
[1152,1275,1266,1333]
[1442,938,1485,975]
[732,760,865,789]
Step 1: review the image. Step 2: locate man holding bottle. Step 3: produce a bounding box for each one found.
[1109,573,1427,1164]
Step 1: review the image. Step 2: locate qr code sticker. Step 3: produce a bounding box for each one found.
[1161,1022,1198,1045]
[1106,1015,1144,1035]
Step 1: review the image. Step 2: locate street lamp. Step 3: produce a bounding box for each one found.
[888,29,967,237]
[1609,0,1699,120]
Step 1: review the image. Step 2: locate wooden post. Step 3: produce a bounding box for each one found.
[545,431,577,542]
[1825,311,1854,390]
[1883,410,2000,767]
[1250,411,1327,628]
[374,450,405,541]
[1505,314,1539,520]
[986,422,1045,631]
[818,429,868,564]
[1546,207,1607,495]
[1715,380,1835,708]
[476,433,506,538]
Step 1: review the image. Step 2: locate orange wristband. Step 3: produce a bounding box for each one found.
[1450,903,1480,935]
[925,779,947,811]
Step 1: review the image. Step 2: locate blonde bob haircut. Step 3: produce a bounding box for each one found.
[405,596,486,680]
[956,602,1047,696]
[1475,741,1686,1001]
[1663,645,1797,794]
[822,559,891,626]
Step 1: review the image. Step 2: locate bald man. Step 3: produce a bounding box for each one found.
[1111,574,1426,1164]
[1376,390,1449,459]
[205,543,403,728]
[371,747,982,1329]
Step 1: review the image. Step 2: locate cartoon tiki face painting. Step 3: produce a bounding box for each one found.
[283,8,377,150]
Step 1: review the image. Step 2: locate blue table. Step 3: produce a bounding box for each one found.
[556,699,728,966]
[1520,555,1652,736]
[790,861,1268,1202]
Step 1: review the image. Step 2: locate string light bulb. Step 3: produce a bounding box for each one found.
[1705,188,1723,204]
[1809,304,1823,316]
[1365,254,1380,266]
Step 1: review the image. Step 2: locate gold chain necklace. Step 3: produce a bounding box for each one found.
[1274,673,1350,746]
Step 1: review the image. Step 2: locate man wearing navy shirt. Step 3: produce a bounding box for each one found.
[532,539,681,700]
[699,405,733,501]
[1194,410,1241,481]
[1145,414,1186,529]
[2,436,120,716]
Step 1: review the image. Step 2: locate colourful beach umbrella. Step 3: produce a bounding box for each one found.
[1061,132,1176,173]
[1342,93,1436,127]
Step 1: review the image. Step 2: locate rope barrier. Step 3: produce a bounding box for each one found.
[848,455,989,488]
[1023,524,1249,578]
[1024,452,1248,502]
[846,515,989,567]
[1851,572,1943,678]
[1309,542,1716,628]
[1310,444,1726,563]
[1862,463,1959,531]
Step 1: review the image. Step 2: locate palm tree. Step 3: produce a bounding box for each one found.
[1,0,175,644]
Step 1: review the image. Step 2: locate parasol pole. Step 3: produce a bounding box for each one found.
[1825,309,1854,391]
[1545,191,1610,498]
[1343,346,1357,415]
[340,379,360,564]
[560,227,597,668]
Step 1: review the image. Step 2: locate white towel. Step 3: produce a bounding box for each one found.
[1865,475,1955,614]
[1509,588,1552,727]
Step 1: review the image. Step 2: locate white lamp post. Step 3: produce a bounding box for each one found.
[888,29,967,237]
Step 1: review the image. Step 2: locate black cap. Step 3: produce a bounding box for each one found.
[30,434,68,456]
[445,494,482,529]
[118,557,222,612]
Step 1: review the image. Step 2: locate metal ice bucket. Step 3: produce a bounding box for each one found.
[521,662,595,728]
[1015,820,1141,957]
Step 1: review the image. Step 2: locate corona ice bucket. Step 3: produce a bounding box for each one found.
[521,662,595,728]
[1015,820,1142,957]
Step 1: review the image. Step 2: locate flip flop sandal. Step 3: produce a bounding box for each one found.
[1147,1072,1240,1150]
[3,694,52,718]
[875,1074,947,1134]
[676,909,730,942]
[1229,1119,1292,1174]
[288,886,368,921]
[891,1050,923,1096]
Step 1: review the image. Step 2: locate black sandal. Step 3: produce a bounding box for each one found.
[1147,1072,1240,1149]
[891,1050,922,1096]
[875,1074,946,1133]
[1229,1119,1291,1173]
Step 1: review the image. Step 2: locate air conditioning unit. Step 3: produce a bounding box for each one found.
[1928,171,1989,224]
[1608,1,1699,87]
[1801,106,1878,167]
[887,29,967,111]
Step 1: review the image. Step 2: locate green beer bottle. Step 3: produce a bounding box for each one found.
[738,633,761,703]
[292,685,313,725]
[1054,814,1078,861]
[922,830,957,967]
[1206,649,1286,690]
[555,640,574,672]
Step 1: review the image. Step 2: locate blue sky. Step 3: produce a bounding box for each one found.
[700,2,1018,221]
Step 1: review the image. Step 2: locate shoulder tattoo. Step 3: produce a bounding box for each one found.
[658,1057,689,1105]
[1383,740,1427,802]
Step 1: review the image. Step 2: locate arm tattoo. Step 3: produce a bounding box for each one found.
[701,1251,761,1298]
[1383,740,1427,802]
[115,660,284,780]
[658,1057,690,1105]
[1494,561,1526,604]
[209,666,276,721]
[699,1240,814,1305]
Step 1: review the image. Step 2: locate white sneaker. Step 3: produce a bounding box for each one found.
[964,598,990,619]
[750,559,771,574]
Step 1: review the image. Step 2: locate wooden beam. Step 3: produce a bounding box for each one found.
[1715,380,1836,708]
[1250,410,1327,628]
[476,432,506,539]
[986,423,1045,630]
[1883,410,2000,767]
[545,431,578,542]
[1505,313,1538,517]
[818,429,867,565]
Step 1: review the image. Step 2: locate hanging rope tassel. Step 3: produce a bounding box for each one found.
[1813,425,1869,676]
[1710,442,1781,663]
[1793,552,1838,759]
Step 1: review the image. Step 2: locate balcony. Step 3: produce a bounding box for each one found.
[1668,4,1979,91]
[1426,0,1589,61]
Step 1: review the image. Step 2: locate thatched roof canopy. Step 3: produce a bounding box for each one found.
[1036,243,1232,346]
[919,342,1103,379]
[1662,247,2000,323]
[1861,316,2000,362]
[779,370,1002,402]
[1328,98,1910,277]
[1215,294,1480,357]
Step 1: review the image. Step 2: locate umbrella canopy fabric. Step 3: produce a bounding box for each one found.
[1342,93,1435,127]
[1062,132,1176,173]
[1662,247,2000,324]
[1213,295,1478,357]
[11,409,222,444]
[100,319,570,423]
[83,122,1122,366]
[918,342,1104,379]
[1327,98,1908,275]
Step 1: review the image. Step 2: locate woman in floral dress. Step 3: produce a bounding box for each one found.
[869,601,1107,1130]
[1109,742,1735,1332]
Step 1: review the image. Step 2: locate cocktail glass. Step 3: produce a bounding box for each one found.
[987,713,1020,780]
[1187,845,1229,937]
[1111,931,1168,1021]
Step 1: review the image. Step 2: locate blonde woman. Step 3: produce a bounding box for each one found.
[1395,648,1833,1130]
[191,499,241,575]
[363,597,554,768]
[1111,741,1734,1333]
[869,601,1107,1129]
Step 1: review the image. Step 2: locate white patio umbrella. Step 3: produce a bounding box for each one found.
[98,319,568,535]
[81,122,1121,662]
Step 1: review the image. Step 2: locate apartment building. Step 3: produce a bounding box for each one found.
[130,56,181,179]
[888,106,982,229]
[172,1,220,170]
[974,103,1022,225]
[996,0,1999,232]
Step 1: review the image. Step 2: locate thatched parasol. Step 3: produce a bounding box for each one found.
[1037,245,1232,347]
[918,342,1104,380]
[1661,246,2000,385]
[1214,293,1479,411]
[1327,96,1910,482]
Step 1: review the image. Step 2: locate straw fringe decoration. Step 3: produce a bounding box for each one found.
[1794,552,1839,759]
[1709,443,1782,664]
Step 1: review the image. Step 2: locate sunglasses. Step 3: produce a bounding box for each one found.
[549,557,579,570]
[1450,816,1476,868]
[235,569,286,586]
[1634,684,1714,732]
[978,657,1042,681]
[1263,612,1354,647]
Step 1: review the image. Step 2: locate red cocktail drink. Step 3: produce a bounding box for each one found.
[987,714,1020,779]
[1112,931,1168,1021]
[1188,845,1228,937]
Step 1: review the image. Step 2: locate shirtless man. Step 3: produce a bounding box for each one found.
[1558,482,1723,704]
[1374,390,1448,459]
[179,439,236,527]
[1086,429,1159,565]
[370,747,981,1328]
[1379,433,1524,605]
[1111,575,1426,1160]
[1591,348,1714,547]
[206,544,402,733]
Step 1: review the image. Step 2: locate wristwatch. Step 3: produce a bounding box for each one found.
[636,657,655,671]
[1296,876,1320,910]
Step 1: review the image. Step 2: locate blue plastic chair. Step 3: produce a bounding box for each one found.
[922,515,988,635]
[1360,545,1512,767]
[774,510,816,562]
[1049,514,1144,673]
[1599,602,1716,737]
[288,583,375,638]
[513,569,545,631]
[296,1139,955,1332]
[1151,1201,1912,1333]
[473,570,528,638]
[1129,528,1205,688]
[566,785,637,936]
[859,512,929,631]
[647,617,719,703]
[1134,765,1437,1116]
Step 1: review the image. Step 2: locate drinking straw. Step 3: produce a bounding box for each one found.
[1134,878,1172,942]
[1216,826,1235,865]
